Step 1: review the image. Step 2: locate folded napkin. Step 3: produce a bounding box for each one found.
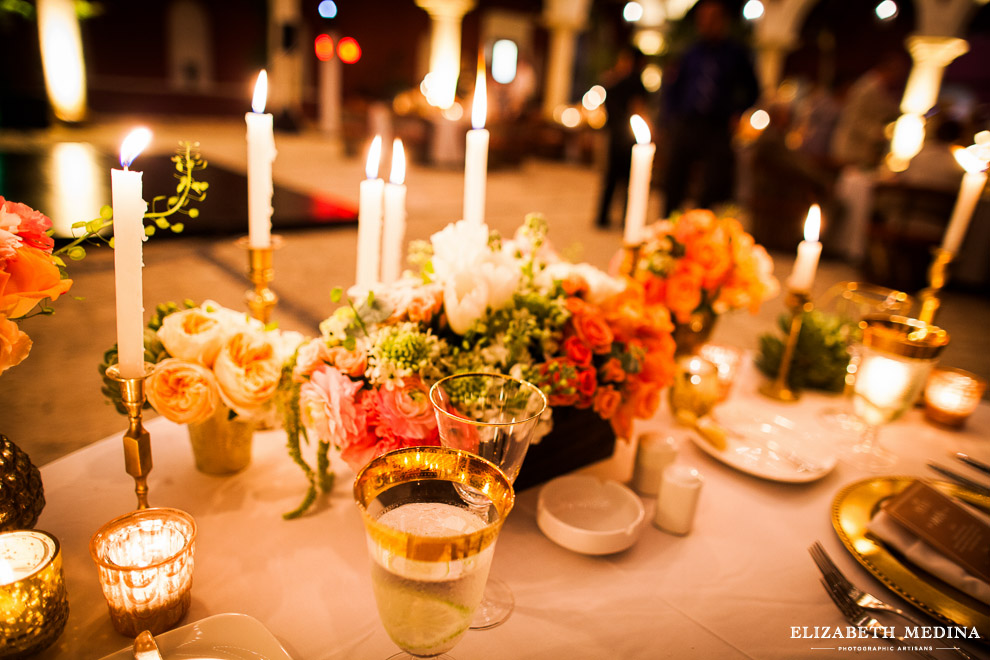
[868,510,990,604]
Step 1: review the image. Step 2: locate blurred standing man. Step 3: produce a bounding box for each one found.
[661,0,759,212]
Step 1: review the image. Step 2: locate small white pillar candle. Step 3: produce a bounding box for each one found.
[631,433,679,496]
[246,70,276,249]
[112,127,151,379]
[356,136,384,288]
[623,115,655,244]
[463,53,489,225]
[654,464,703,535]
[382,138,407,285]
[787,204,822,291]
[942,142,989,254]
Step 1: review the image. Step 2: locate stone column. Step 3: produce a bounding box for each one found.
[541,0,592,119]
[415,0,476,109]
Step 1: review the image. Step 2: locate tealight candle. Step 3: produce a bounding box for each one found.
[90,508,197,637]
[698,344,743,401]
[668,356,720,419]
[924,368,987,428]
[0,530,69,657]
[654,465,703,536]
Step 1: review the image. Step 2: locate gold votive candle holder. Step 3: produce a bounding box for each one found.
[669,356,720,419]
[924,368,987,428]
[0,530,69,659]
[89,508,196,637]
[698,344,743,401]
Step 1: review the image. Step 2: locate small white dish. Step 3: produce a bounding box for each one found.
[98,612,293,660]
[537,475,646,555]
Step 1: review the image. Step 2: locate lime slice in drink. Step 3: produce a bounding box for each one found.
[380,588,472,655]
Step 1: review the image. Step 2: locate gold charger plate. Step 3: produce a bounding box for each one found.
[831,476,990,638]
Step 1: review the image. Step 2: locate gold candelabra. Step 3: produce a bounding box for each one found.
[619,241,643,278]
[917,247,954,325]
[238,235,283,324]
[759,289,813,402]
[105,363,155,509]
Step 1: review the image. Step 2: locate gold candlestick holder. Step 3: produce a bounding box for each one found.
[759,289,813,402]
[917,247,953,325]
[619,241,643,277]
[105,363,155,510]
[237,235,283,324]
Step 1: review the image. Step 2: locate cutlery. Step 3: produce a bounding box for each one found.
[818,578,939,659]
[133,630,163,660]
[954,452,990,478]
[926,463,990,497]
[809,542,976,660]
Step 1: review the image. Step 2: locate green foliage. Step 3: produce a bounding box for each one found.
[755,310,858,393]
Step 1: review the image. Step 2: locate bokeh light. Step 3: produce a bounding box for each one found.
[318,1,337,19]
[875,1,898,20]
[742,0,764,20]
[314,34,334,62]
[582,85,606,111]
[492,39,518,85]
[749,109,770,131]
[338,37,361,64]
[623,2,644,22]
[561,107,581,128]
[641,64,662,92]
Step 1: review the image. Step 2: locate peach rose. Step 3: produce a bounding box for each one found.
[592,386,621,420]
[326,346,368,378]
[0,246,72,319]
[0,314,31,375]
[571,310,614,355]
[214,331,282,419]
[404,288,444,324]
[157,308,226,367]
[146,358,219,424]
[376,377,436,440]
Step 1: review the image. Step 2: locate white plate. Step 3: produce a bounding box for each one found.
[98,613,294,660]
[688,406,837,483]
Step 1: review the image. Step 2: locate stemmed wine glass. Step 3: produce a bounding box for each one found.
[354,446,514,659]
[429,372,547,629]
[841,315,948,471]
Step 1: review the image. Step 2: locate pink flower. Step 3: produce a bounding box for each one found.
[0,198,54,253]
[376,377,436,440]
[299,366,366,451]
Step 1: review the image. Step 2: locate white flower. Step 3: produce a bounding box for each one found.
[201,300,265,333]
[430,220,491,282]
[478,251,520,310]
[444,271,490,335]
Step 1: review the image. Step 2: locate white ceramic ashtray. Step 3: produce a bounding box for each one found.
[537,475,646,555]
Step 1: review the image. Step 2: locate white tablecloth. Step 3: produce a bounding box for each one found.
[33,362,990,659]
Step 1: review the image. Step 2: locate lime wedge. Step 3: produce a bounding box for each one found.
[379,587,472,655]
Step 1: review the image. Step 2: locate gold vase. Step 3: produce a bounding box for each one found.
[672,308,718,356]
[186,406,255,475]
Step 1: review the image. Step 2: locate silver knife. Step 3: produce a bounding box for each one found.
[954,452,990,477]
[133,630,163,660]
[927,462,990,497]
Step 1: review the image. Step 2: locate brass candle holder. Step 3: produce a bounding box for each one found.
[105,363,155,510]
[237,235,283,324]
[917,247,954,325]
[759,289,813,402]
[619,241,643,277]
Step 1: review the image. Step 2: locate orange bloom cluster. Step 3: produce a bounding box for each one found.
[636,209,778,325]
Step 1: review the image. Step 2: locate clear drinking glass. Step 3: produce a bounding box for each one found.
[354,447,514,659]
[429,373,547,629]
[841,316,948,471]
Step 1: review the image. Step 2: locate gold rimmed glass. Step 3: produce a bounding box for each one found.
[429,373,547,630]
[354,446,514,659]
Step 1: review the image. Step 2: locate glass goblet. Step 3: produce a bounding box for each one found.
[354,446,514,659]
[842,316,949,471]
[429,373,547,630]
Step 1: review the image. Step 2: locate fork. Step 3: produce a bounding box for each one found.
[810,542,976,660]
[819,578,939,659]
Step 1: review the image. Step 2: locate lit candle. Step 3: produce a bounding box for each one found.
[356,136,384,288]
[924,368,987,428]
[0,530,68,656]
[382,138,407,284]
[942,140,989,254]
[623,115,655,244]
[246,69,276,249]
[787,204,822,292]
[463,52,489,225]
[112,127,151,379]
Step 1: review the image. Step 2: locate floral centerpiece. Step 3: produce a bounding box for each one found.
[101,300,302,473]
[631,209,779,354]
[281,215,677,517]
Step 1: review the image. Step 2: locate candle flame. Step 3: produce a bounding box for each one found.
[390,138,406,185]
[804,204,821,242]
[252,70,268,114]
[471,51,487,130]
[952,144,989,175]
[365,135,382,179]
[630,114,651,145]
[119,127,152,169]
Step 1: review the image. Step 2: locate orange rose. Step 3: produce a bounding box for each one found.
[146,358,219,424]
[0,314,31,375]
[633,382,661,419]
[687,236,732,291]
[664,268,702,324]
[577,368,597,399]
[563,336,592,367]
[571,311,614,354]
[600,357,626,383]
[593,386,621,419]
[0,246,72,319]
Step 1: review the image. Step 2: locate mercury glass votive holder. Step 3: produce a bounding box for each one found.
[924,368,987,428]
[89,508,196,637]
[668,356,721,419]
[698,344,743,401]
[0,530,69,659]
